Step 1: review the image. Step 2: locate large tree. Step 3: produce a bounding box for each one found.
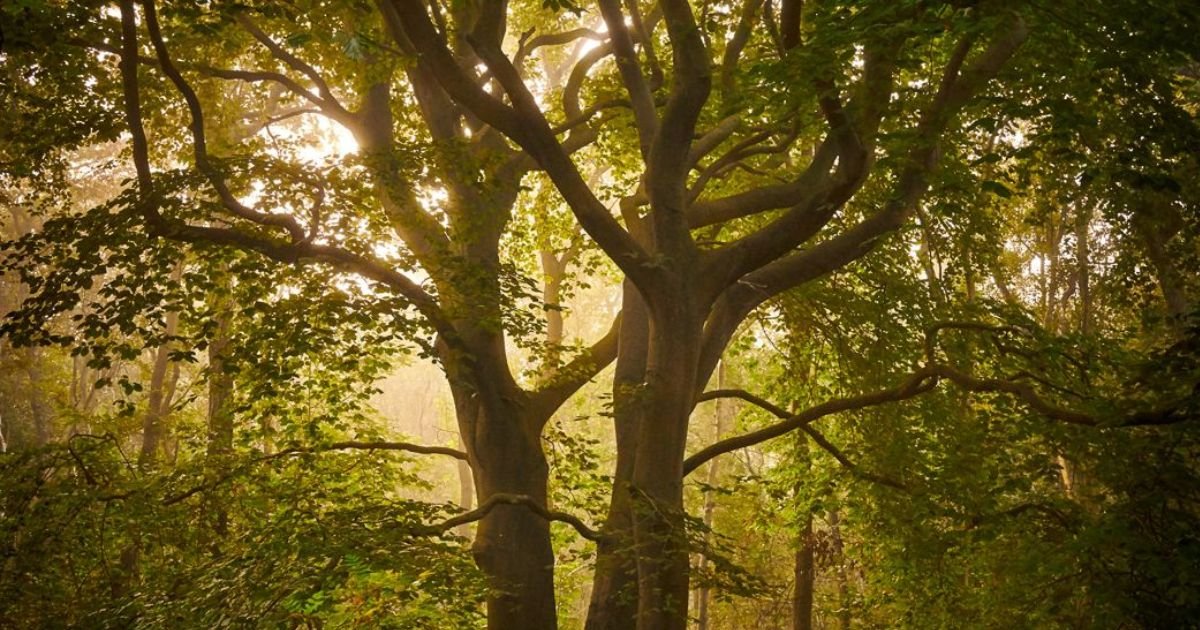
[2,0,1198,628]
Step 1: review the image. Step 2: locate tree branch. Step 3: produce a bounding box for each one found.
[387,0,660,292]
[684,372,937,475]
[529,311,623,422]
[158,440,467,506]
[422,493,607,542]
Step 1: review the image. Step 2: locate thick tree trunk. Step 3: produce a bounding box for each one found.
[453,389,557,630]
[630,299,703,630]
[587,280,649,630]
[1135,197,1190,328]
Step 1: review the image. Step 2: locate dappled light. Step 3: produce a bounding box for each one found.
[1,0,1198,628]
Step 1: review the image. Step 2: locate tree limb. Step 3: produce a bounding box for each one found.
[421,493,606,542]
[684,372,937,475]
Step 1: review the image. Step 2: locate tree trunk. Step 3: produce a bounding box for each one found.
[792,512,815,630]
[456,430,475,539]
[453,386,558,630]
[1135,195,1190,328]
[139,307,178,467]
[630,298,703,630]
[695,360,729,630]
[587,280,649,630]
[207,293,234,544]
[829,510,852,630]
[24,347,51,447]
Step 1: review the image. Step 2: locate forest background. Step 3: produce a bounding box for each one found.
[1,0,1199,628]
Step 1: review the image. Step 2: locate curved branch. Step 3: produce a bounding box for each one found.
[425,493,607,542]
[798,424,908,490]
[529,311,623,422]
[160,440,467,506]
[685,371,937,475]
[141,0,306,242]
[388,0,659,292]
[599,0,658,157]
[234,13,353,121]
[278,440,468,460]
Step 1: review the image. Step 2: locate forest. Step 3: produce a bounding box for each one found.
[1,0,1199,627]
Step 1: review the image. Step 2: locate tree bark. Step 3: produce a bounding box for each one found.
[24,347,51,447]
[587,280,648,630]
[139,307,178,467]
[452,385,557,630]
[207,291,234,543]
[455,431,475,539]
[630,295,704,630]
[829,510,852,630]
[792,512,815,630]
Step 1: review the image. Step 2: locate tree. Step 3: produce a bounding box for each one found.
[2,0,1198,628]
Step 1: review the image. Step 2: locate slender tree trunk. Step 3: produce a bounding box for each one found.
[207,291,234,543]
[139,307,178,467]
[587,280,648,630]
[1075,202,1093,337]
[455,430,475,539]
[828,510,852,630]
[541,249,567,367]
[24,347,51,446]
[695,360,729,630]
[793,513,815,630]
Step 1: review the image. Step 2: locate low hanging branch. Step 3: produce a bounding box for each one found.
[685,371,936,475]
[686,381,929,483]
[413,493,608,543]
[155,441,467,506]
[796,424,908,491]
[687,321,1195,476]
[275,440,468,461]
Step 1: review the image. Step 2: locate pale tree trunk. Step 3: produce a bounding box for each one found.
[695,360,729,630]
[828,510,852,630]
[139,305,179,467]
[24,347,51,447]
[455,430,474,539]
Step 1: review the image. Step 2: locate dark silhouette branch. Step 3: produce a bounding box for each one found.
[159,440,468,506]
[529,311,624,422]
[420,493,607,542]
[686,377,933,477]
